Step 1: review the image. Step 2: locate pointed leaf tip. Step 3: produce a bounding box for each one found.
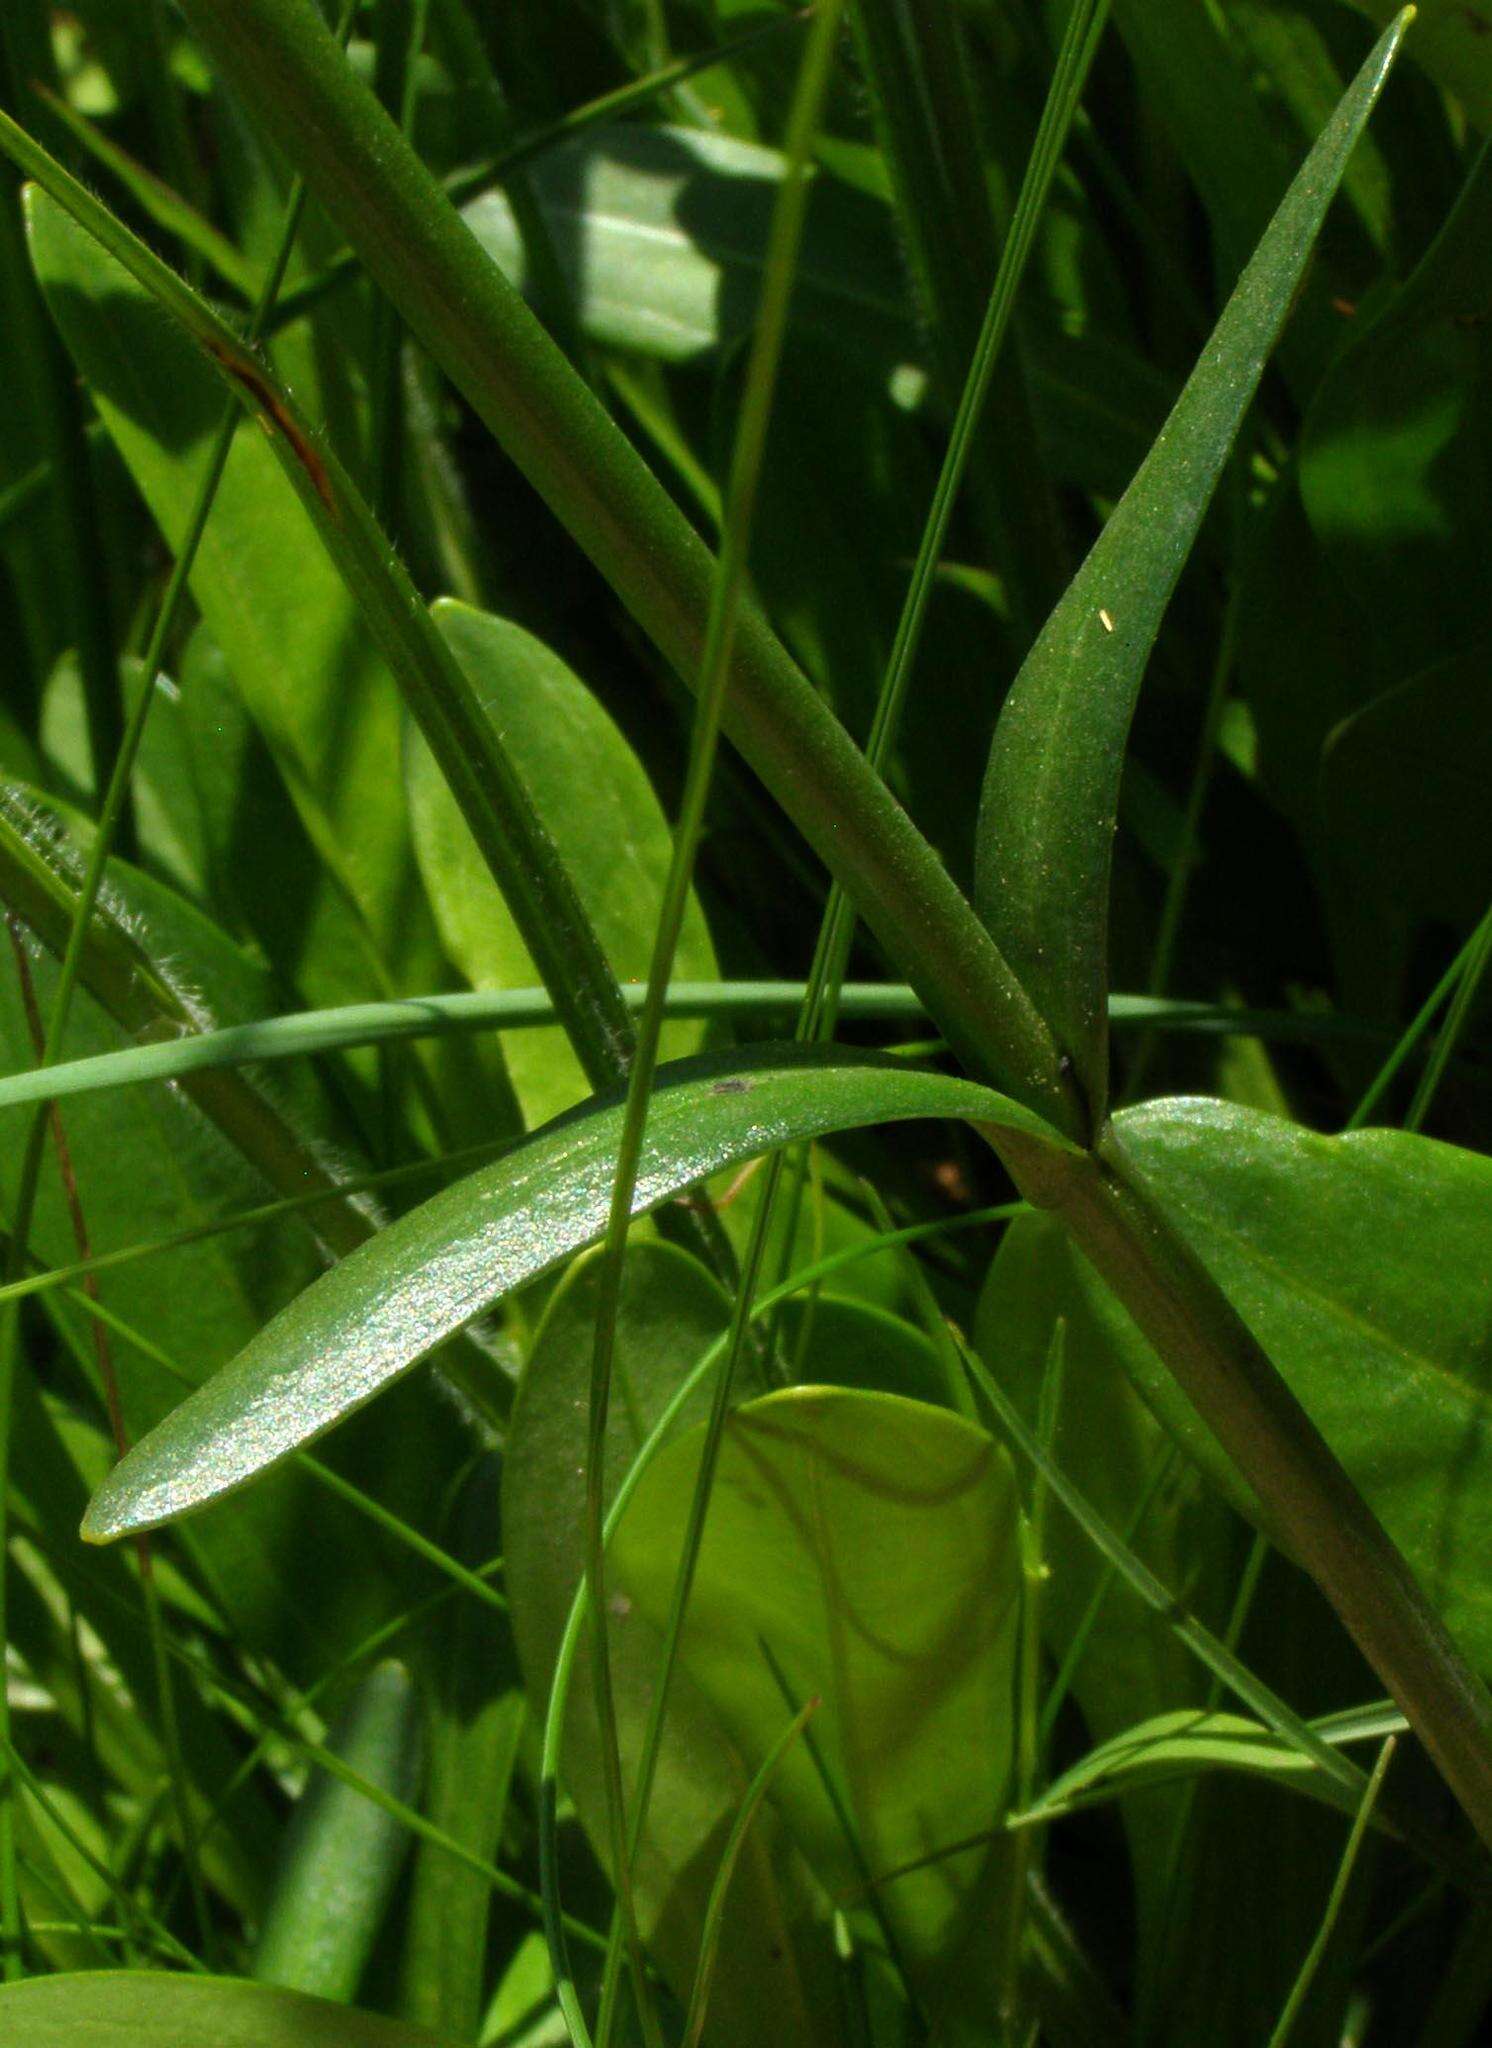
[973,11,1410,1118]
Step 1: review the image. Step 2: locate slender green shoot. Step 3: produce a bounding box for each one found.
[1264,1737,1397,2048]
[577,10,846,2041]
[1348,900,1492,1131]
[1405,911,1492,1133]
[0,984,1402,1121]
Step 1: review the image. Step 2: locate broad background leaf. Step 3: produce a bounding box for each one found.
[612,1385,1023,2028]
[504,1242,836,2048]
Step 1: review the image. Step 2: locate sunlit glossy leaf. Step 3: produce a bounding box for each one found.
[974,14,1409,1120]
[612,1385,1023,2020]
[84,1049,1074,1538]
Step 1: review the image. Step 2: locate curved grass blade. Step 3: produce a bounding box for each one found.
[1009,1709,1388,1832]
[974,9,1413,1125]
[83,1048,1075,1539]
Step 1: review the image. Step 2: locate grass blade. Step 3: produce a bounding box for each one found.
[0,986,1406,1121]
[577,10,847,2040]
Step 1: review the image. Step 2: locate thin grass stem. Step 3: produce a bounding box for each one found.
[1264,1737,1397,2048]
[577,11,846,2041]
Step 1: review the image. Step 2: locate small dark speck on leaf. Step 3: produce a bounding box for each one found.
[712,1077,752,1096]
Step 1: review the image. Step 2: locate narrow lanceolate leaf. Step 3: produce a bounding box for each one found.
[84,1051,1076,1539]
[974,10,1411,1125]
[0,1972,457,2047]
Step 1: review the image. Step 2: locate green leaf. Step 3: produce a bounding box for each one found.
[83,1048,1074,1534]
[506,1240,835,2048]
[1348,0,1492,125]
[611,1385,1023,2018]
[1051,1098,1492,1670]
[23,175,433,994]
[255,1661,423,2001]
[0,1972,458,2047]
[974,12,1409,1121]
[408,600,716,1129]
[0,798,477,1674]
[15,151,638,1107]
[460,121,918,382]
